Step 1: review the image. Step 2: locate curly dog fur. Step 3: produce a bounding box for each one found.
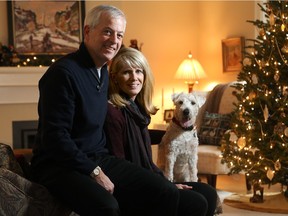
[157,92,205,182]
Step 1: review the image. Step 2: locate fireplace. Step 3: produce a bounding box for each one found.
[13,120,38,149]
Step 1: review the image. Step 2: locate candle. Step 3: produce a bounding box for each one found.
[162,88,164,108]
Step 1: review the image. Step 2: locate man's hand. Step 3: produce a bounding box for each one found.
[175,183,193,190]
[93,170,115,194]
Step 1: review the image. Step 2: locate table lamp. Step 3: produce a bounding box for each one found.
[175,52,206,92]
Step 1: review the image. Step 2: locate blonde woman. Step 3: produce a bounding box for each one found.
[104,47,217,216]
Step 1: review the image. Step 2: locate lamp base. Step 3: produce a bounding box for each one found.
[187,83,195,93]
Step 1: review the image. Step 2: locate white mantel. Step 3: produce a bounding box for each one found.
[0,67,47,104]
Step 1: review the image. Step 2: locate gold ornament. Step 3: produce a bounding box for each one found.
[259,28,265,37]
[263,105,269,121]
[250,147,259,155]
[243,58,252,66]
[274,73,280,81]
[284,127,288,137]
[252,74,258,84]
[266,168,274,181]
[281,45,288,53]
[274,159,281,171]
[237,137,246,149]
[282,41,288,54]
[229,131,238,142]
[269,13,275,26]
[283,86,288,96]
[249,91,256,100]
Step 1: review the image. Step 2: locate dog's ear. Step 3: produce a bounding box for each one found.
[192,94,206,108]
[171,92,182,103]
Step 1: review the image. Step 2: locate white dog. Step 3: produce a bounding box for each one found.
[157,92,205,182]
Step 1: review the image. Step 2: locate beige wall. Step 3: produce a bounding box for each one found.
[0,1,258,146]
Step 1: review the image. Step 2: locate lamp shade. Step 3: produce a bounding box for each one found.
[175,52,206,92]
[175,53,206,81]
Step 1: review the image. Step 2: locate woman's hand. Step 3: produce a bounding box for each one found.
[175,183,193,190]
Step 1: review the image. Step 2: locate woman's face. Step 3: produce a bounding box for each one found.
[114,65,144,100]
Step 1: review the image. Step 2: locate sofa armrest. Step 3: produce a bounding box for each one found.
[0,168,71,216]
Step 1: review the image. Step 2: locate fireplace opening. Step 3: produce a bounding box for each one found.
[13,120,38,149]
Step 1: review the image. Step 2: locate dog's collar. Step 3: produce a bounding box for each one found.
[172,117,194,131]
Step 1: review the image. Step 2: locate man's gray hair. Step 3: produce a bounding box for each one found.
[84,5,126,29]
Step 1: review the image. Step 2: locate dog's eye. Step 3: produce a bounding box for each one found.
[191,101,196,105]
[178,101,183,105]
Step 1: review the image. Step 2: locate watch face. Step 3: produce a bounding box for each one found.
[94,168,99,176]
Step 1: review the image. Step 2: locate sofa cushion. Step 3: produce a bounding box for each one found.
[198,112,231,146]
[197,145,230,174]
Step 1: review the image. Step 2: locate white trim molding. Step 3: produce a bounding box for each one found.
[0,67,47,104]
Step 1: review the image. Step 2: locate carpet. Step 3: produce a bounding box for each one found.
[217,190,233,202]
[223,191,288,214]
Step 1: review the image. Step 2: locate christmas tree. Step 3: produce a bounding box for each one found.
[221,0,288,193]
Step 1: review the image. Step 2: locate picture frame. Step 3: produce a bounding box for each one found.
[7,1,85,65]
[222,37,244,72]
[164,109,174,123]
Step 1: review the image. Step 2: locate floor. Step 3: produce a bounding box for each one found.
[204,174,287,216]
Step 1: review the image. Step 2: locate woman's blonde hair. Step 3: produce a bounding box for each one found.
[109,47,158,115]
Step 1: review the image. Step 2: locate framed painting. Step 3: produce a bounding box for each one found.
[222,37,244,73]
[164,109,174,123]
[7,0,85,65]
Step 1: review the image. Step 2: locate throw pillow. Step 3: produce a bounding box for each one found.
[198,112,231,146]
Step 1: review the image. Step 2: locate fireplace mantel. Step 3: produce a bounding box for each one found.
[0,66,47,104]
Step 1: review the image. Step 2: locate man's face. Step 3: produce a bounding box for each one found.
[84,12,126,67]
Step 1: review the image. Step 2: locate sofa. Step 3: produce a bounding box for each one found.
[196,82,238,188]
[0,143,78,216]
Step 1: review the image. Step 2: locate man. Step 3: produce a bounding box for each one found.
[30,5,179,216]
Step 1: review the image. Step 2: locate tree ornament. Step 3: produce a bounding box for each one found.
[250,147,259,155]
[252,74,258,84]
[274,73,280,81]
[274,159,281,171]
[243,57,252,66]
[237,137,246,149]
[281,23,286,31]
[284,127,288,137]
[229,131,238,142]
[263,105,269,121]
[249,91,256,100]
[259,28,265,37]
[266,168,274,181]
[281,41,288,53]
[269,12,275,25]
[283,86,288,95]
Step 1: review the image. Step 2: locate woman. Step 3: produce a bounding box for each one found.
[104,47,218,216]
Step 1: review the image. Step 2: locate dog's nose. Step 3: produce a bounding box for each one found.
[183,108,190,116]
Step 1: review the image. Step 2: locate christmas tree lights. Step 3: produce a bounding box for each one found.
[221,1,288,196]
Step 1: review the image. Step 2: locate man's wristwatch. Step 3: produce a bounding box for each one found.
[90,166,101,178]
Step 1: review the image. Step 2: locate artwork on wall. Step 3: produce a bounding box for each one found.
[7,0,85,65]
[222,37,244,73]
[164,109,174,123]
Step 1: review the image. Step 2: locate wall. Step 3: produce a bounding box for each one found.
[85,1,257,124]
[0,1,259,146]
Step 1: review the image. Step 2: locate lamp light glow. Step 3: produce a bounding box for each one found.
[175,52,206,92]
